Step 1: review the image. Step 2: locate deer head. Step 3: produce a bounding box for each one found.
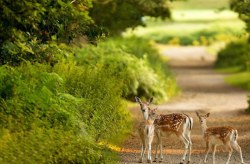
[148,107,158,121]
[135,97,153,120]
[196,112,210,126]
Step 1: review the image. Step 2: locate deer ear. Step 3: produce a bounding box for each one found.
[206,113,210,117]
[195,111,200,118]
[153,107,158,112]
[148,97,153,104]
[135,97,142,103]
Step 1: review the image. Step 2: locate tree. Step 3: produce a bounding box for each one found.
[0,0,101,65]
[230,0,250,41]
[89,0,172,35]
[0,0,174,65]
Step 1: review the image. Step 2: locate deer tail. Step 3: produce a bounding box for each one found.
[183,113,193,130]
[233,129,238,141]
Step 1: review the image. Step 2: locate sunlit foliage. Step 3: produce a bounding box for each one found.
[90,0,172,35]
[230,0,250,41]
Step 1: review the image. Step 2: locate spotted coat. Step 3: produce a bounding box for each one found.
[154,113,187,134]
[204,126,237,144]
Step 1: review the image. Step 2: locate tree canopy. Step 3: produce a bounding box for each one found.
[230,0,250,41]
[0,0,173,66]
[90,0,171,35]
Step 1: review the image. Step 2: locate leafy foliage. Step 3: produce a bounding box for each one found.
[0,0,175,65]
[0,0,179,162]
[0,0,97,66]
[74,37,178,102]
[230,0,250,41]
[90,0,172,35]
[0,34,179,162]
[0,129,115,164]
[215,41,250,70]
[0,0,94,43]
[54,62,132,141]
[0,61,132,162]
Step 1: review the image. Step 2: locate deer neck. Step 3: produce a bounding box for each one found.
[145,119,154,125]
[142,110,149,120]
[200,122,208,135]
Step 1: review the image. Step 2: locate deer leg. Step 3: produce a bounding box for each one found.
[204,141,210,163]
[159,136,163,162]
[179,133,189,164]
[147,133,154,163]
[231,141,244,164]
[185,131,192,163]
[139,135,147,163]
[154,131,160,162]
[226,143,233,164]
[147,142,152,163]
[153,144,159,162]
[139,143,146,163]
[154,130,163,162]
[212,145,216,164]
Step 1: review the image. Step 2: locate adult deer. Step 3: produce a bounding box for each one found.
[196,112,244,164]
[138,108,158,163]
[135,97,193,163]
[135,97,153,120]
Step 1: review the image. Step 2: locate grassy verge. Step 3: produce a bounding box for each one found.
[124,9,245,46]
[223,71,250,90]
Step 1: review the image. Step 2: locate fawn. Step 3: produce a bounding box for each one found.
[196,112,244,164]
[138,108,158,163]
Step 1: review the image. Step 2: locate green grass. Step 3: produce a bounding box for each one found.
[216,66,244,73]
[171,0,230,9]
[216,67,250,90]
[124,9,245,46]
[225,71,250,90]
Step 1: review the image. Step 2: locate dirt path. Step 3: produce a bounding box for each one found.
[118,46,250,164]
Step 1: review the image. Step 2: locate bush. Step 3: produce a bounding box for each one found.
[0,63,77,132]
[53,62,132,142]
[215,41,250,70]
[0,62,132,162]
[74,37,178,103]
[0,36,72,66]
[0,129,115,164]
[155,29,239,46]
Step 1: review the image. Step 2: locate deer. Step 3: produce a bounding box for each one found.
[138,107,158,163]
[195,112,244,164]
[135,97,193,164]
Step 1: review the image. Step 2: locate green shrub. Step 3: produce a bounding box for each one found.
[150,28,239,46]
[74,37,178,103]
[0,63,78,132]
[0,129,115,164]
[0,61,132,162]
[53,62,132,142]
[1,36,72,66]
[215,41,250,70]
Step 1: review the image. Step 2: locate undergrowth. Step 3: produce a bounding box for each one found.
[0,37,178,163]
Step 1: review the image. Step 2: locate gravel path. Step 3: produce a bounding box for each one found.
[118,46,250,164]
